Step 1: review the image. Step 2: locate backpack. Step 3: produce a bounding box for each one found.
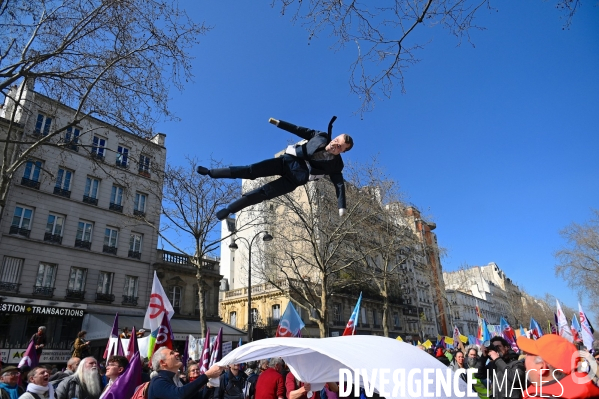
[69,341,75,353]
[131,381,151,399]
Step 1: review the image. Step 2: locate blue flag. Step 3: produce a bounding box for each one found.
[530,317,544,339]
[343,292,362,336]
[275,302,305,337]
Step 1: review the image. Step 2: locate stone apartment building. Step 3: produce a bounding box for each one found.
[0,83,165,361]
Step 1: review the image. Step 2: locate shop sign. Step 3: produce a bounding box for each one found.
[0,303,85,317]
[3,349,72,364]
[221,341,232,357]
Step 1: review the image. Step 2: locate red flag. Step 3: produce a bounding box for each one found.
[152,312,174,354]
[18,339,39,368]
[126,326,140,361]
[199,328,211,374]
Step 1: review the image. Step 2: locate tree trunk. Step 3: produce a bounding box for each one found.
[196,271,207,339]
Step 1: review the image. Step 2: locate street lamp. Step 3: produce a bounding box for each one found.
[229,230,273,342]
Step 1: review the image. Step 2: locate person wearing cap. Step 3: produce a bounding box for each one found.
[196,118,353,221]
[0,366,24,399]
[517,334,599,398]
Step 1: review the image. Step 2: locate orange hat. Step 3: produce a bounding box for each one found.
[516,334,578,374]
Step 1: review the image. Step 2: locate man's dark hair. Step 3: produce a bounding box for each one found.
[490,336,510,348]
[343,134,354,152]
[107,356,129,369]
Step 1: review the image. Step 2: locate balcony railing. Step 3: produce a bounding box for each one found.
[133,209,145,217]
[122,296,138,306]
[95,292,115,303]
[33,286,55,297]
[332,320,346,326]
[91,151,104,161]
[21,177,40,189]
[74,239,92,250]
[82,195,98,205]
[138,168,151,178]
[9,225,30,238]
[116,160,128,169]
[128,250,141,260]
[53,187,71,198]
[44,232,62,244]
[65,289,85,300]
[109,203,123,212]
[103,245,117,255]
[0,282,20,293]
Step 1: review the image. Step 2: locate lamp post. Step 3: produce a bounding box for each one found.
[229,230,273,343]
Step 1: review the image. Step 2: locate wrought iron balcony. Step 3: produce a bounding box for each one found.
[116,160,128,169]
[103,245,117,255]
[9,225,30,238]
[95,292,115,303]
[133,209,145,217]
[138,168,151,178]
[332,320,346,326]
[82,195,98,205]
[53,187,71,198]
[44,232,62,244]
[67,143,79,152]
[128,250,141,260]
[109,203,123,212]
[0,282,20,293]
[65,289,85,300]
[91,151,104,161]
[33,285,55,297]
[74,239,92,250]
[20,177,40,189]
[122,296,138,306]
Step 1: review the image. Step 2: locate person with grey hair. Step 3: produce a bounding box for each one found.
[19,366,53,399]
[148,347,222,399]
[255,358,285,399]
[28,327,46,359]
[55,357,102,399]
[49,358,80,388]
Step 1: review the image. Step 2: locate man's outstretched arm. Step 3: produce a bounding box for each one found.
[269,118,322,141]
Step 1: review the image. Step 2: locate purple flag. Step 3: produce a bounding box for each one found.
[182,335,189,371]
[18,339,39,368]
[104,313,119,359]
[126,326,139,361]
[104,351,142,399]
[199,328,211,374]
[209,328,223,367]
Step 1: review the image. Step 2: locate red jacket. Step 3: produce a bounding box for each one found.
[255,368,285,399]
[285,372,320,399]
[522,373,599,399]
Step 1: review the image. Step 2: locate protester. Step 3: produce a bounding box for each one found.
[517,334,599,398]
[72,331,91,359]
[245,361,260,399]
[28,327,46,359]
[55,357,103,399]
[434,348,450,366]
[449,350,465,371]
[147,347,222,399]
[99,356,128,399]
[18,367,53,399]
[186,362,200,383]
[487,336,525,399]
[0,366,24,399]
[286,373,319,399]
[255,358,285,399]
[215,364,248,399]
[50,358,80,386]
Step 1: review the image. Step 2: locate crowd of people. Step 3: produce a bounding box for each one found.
[2,328,599,399]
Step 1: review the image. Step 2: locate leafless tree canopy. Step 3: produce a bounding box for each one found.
[272,0,492,113]
[555,209,599,314]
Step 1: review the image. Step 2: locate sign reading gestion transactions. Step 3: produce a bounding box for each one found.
[0,302,85,317]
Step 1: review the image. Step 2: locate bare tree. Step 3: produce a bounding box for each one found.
[555,209,599,314]
[160,157,256,337]
[0,0,207,217]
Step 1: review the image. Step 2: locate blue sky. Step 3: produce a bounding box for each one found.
[157,2,599,319]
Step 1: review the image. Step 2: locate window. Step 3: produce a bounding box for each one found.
[128,233,142,259]
[110,185,124,211]
[54,168,72,197]
[169,286,182,313]
[21,160,42,188]
[97,271,114,294]
[393,312,400,327]
[67,267,87,291]
[116,146,129,167]
[75,221,93,249]
[272,304,281,321]
[333,303,342,322]
[123,276,138,297]
[134,192,147,216]
[230,312,237,327]
[138,154,150,176]
[36,263,56,288]
[34,114,52,136]
[103,228,118,254]
[64,126,80,151]
[0,257,23,292]
[10,206,33,237]
[251,308,259,323]
[92,136,106,159]
[45,213,64,244]
[83,177,100,204]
